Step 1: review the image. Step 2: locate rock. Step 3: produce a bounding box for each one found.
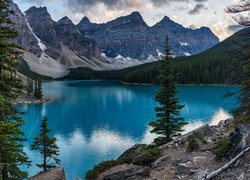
[193,124,216,137]
[118,144,147,163]
[174,165,191,175]
[151,155,170,170]
[28,168,66,180]
[218,118,234,128]
[229,125,250,157]
[193,169,208,180]
[102,164,151,180]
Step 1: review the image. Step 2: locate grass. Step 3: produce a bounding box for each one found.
[213,137,232,160]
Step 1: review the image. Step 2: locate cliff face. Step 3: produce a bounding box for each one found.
[78,12,219,59]
[25,7,100,60]
[8,2,41,56]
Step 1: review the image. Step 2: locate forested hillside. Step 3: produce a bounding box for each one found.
[121,27,250,84]
[64,27,249,84]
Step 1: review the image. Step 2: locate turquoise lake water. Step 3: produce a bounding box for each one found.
[18,80,239,179]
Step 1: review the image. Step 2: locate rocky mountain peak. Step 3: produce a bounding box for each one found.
[58,16,74,25]
[120,11,146,25]
[154,16,182,28]
[25,6,50,18]
[129,11,142,19]
[79,16,91,24]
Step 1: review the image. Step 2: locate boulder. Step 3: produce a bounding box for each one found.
[102,164,151,180]
[28,168,66,180]
[118,144,147,163]
[229,124,250,157]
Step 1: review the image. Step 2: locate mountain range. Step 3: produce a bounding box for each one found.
[78,12,219,59]
[9,0,219,78]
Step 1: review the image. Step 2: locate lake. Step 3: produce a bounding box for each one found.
[18,80,238,179]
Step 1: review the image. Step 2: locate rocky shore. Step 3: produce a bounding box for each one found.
[14,94,52,105]
[88,119,250,180]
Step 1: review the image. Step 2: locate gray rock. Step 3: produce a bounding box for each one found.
[193,124,216,137]
[29,168,66,180]
[193,169,208,180]
[118,144,147,163]
[103,165,151,180]
[174,165,191,175]
[229,124,250,157]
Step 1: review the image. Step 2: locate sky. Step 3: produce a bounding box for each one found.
[14,0,244,41]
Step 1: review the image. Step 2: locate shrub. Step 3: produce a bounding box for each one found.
[187,137,200,152]
[186,133,207,152]
[213,137,232,160]
[85,160,122,180]
[133,145,160,166]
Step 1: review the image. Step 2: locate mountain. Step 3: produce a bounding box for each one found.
[9,2,109,78]
[9,1,219,78]
[64,27,250,84]
[77,12,219,59]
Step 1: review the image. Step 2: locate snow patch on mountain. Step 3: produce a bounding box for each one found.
[184,52,191,56]
[156,49,164,57]
[180,42,189,46]
[25,18,46,51]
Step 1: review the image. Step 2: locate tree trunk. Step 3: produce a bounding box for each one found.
[204,147,250,179]
[2,166,8,180]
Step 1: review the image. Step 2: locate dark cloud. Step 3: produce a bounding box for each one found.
[194,0,208,2]
[64,0,144,11]
[189,4,206,15]
[227,25,245,33]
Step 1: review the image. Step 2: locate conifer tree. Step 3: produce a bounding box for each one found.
[34,80,38,98]
[27,79,33,95]
[149,36,187,146]
[37,80,42,100]
[34,81,42,100]
[0,0,30,179]
[31,116,60,172]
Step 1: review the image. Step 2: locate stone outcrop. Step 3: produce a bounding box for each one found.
[95,121,250,180]
[29,168,66,180]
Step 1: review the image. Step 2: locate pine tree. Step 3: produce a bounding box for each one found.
[34,81,42,100]
[31,116,60,172]
[0,0,30,179]
[37,80,42,100]
[34,80,38,98]
[149,36,188,146]
[27,79,33,96]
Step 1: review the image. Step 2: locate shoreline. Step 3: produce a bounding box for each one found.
[121,81,240,86]
[14,96,53,105]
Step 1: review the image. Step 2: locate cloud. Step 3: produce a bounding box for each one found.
[64,0,144,11]
[227,24,245,33]
[189,3,207,15]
